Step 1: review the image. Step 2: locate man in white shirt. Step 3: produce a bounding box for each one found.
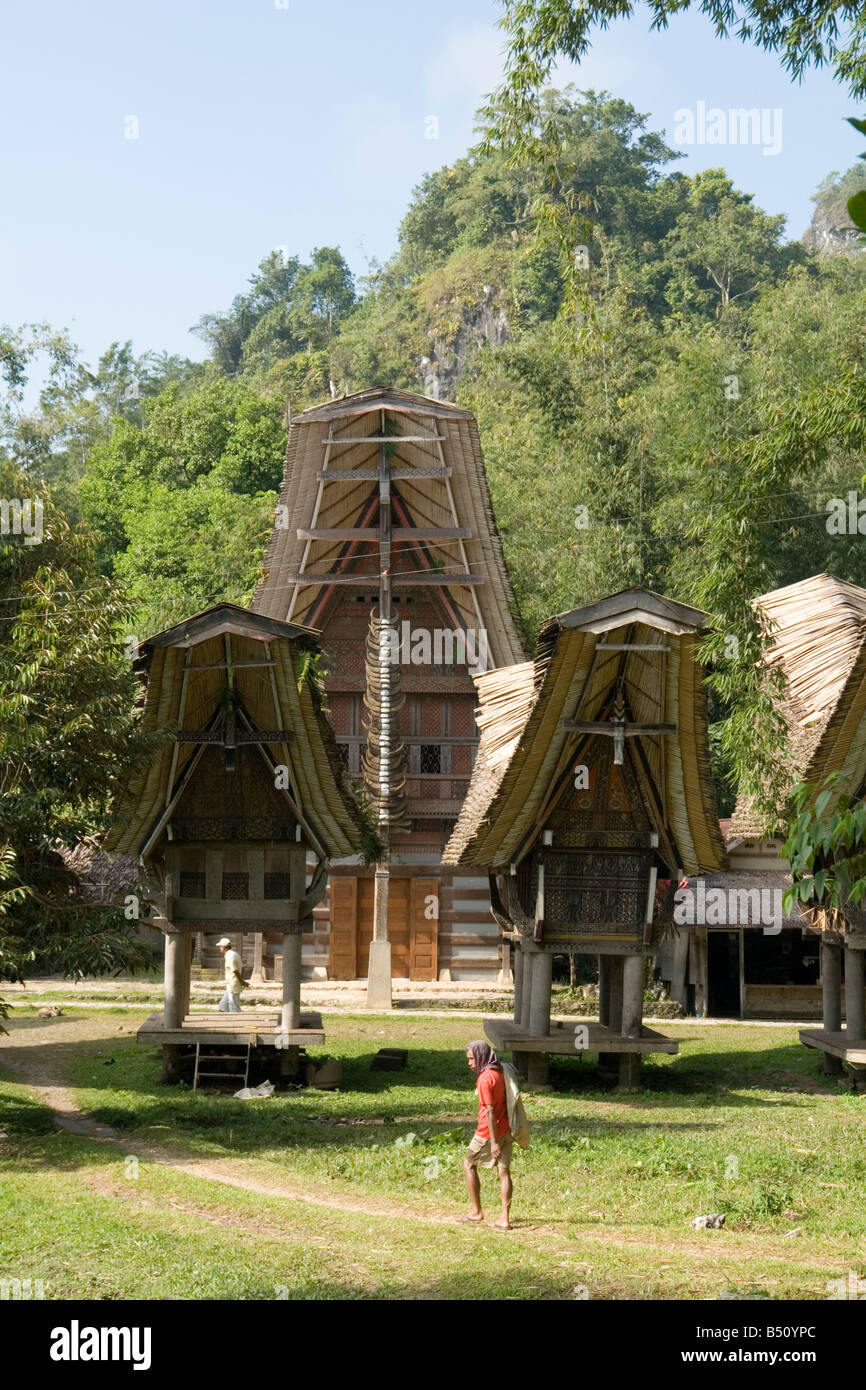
[217,937,244,1012]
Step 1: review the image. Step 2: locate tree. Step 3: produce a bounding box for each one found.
[0,460,157,1018]
[661,168,797,315]
[0,324,196,522]
[484,0,866,158]
[80,373,285,633]
[193,247,355,376]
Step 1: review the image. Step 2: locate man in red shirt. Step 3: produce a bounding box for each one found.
[461,1040,513,1230]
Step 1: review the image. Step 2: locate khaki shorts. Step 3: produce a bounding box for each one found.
[465,1130,513,1172]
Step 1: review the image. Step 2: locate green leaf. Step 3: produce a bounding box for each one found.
[847,190,866,234]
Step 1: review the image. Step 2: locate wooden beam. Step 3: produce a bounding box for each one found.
[296,526,470,541]
[315,466,451,480]
[184,660,276,670]
[324,435,447,444]
[176,730,295,743]
[281,571,483,586]
[562,721,677,735]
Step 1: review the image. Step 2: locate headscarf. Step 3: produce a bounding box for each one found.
[467,1039,501,1074]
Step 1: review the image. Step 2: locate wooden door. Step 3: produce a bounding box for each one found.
[357,876,411,978]
[410,878,439,981]
[330,874,437,981]
[328,876,358,980]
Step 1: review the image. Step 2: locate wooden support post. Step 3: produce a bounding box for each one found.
[528,949,552,1034]
[282,847,306,1031]
[621,955,644,1036]
[520,948,533,1030]
[845,945,865,1044]
[619,954,645,1091]
[181,932,192,1018]
[498,940,513,987]
[510,944,531,1077]
[250,931,265,986]
[282,932,302,1032]
[598,954,611,1027]
[526,948,552,1088]
[598,956,623,1082]
[366,865,393,1010]
[609,956,624,1033]
[821,938,844,1074]
[693,927,708,1017]
[513,946,524,1023]
[669,927,689,1010]
[161,929,186,1083]
[163,931,184,1030]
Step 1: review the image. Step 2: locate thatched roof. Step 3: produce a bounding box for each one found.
[105,603,368,860]
[443,588,725,874]
[251,386,524,669]
[731,574,866,835]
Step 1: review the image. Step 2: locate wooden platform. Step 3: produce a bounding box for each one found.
[800,1028,866,1067]
[484,1017,679,1056]
[137,1010,325,1047]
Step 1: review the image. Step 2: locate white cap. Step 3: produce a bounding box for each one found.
[217,937,231,947]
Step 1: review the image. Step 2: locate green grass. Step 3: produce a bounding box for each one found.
[2,1011,865,1299]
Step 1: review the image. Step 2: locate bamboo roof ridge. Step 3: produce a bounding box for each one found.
[443,588,725,874]
[730,574,866,836]
[251,386,525,670]
[105,603,369,861]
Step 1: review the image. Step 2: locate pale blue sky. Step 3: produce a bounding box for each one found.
[0,0,856,369]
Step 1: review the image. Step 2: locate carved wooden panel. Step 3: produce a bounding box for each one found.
[171,744,297,842]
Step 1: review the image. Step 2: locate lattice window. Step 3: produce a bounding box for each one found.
[336,742,350,767]
[179,871,205,899]
[222,873,249,900]
[420,744,441,774]
[264,873,291,899]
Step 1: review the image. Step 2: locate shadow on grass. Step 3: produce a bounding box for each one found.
[0,1024,842,1186]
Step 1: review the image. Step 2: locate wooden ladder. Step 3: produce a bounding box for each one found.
[193,1041,252,1092]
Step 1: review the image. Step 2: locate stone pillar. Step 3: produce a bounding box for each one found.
[845,945,865,1043]
[618,953,645,1090]
[163,931,184,1030]
[366,865,392,1010]
[821,938,843,1074]
[281,931,302,1032]
[526,947,552,1088]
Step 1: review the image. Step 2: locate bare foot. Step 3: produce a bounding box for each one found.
[491,1220,511,1230]
[457,1213,484,1223]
